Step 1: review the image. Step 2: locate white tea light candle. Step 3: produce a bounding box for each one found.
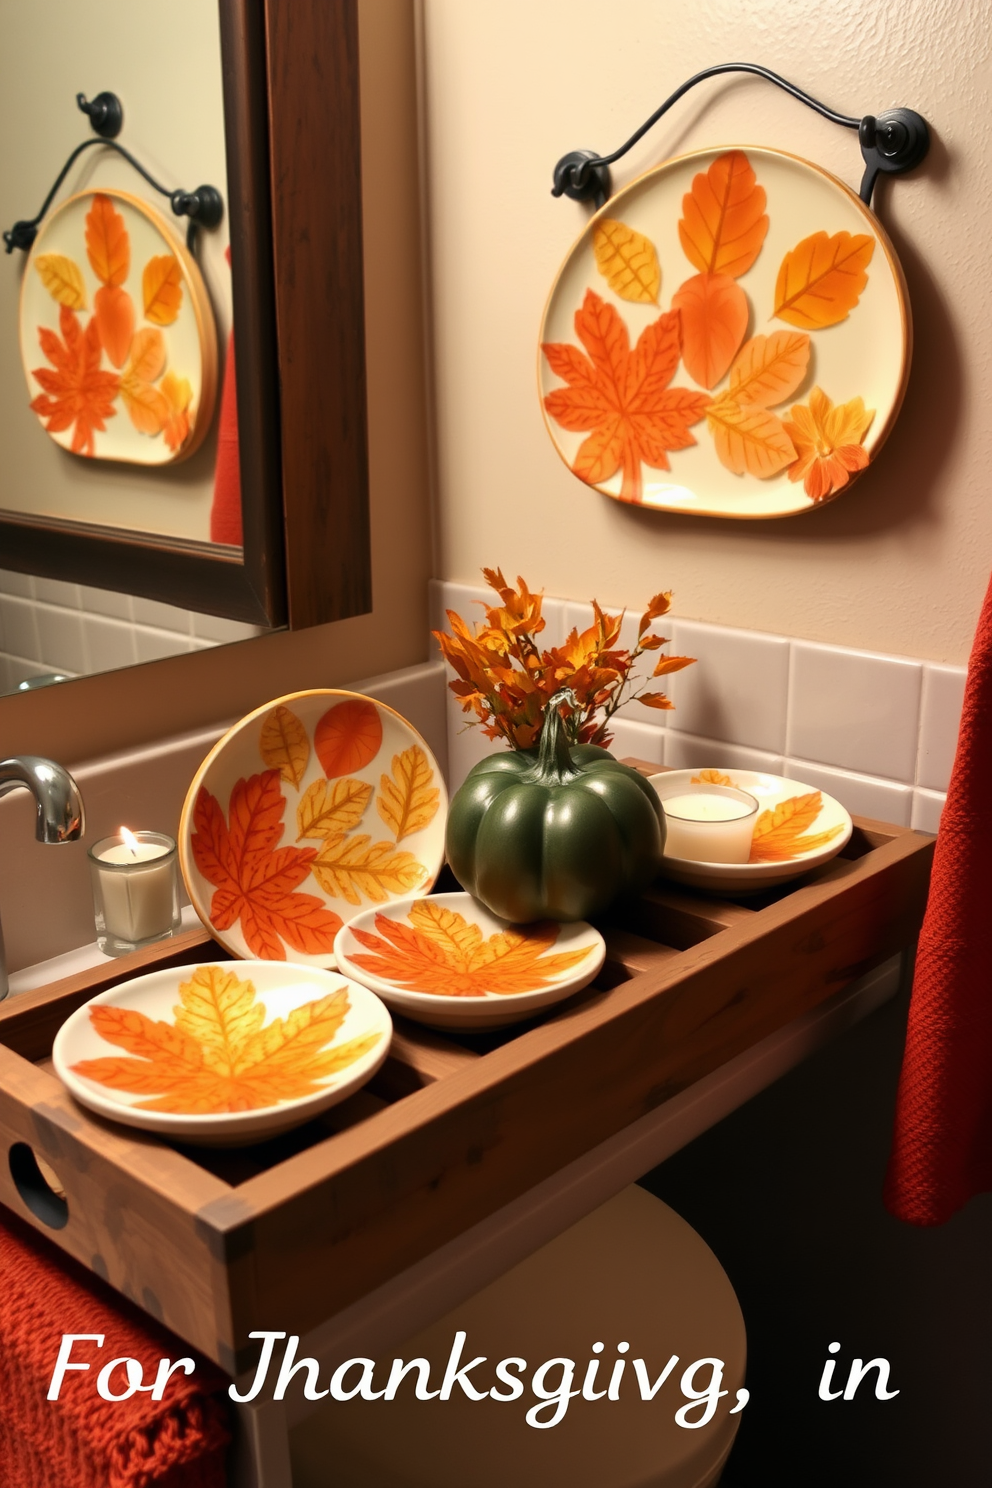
[660,785,759,864]
[88,829,181,956]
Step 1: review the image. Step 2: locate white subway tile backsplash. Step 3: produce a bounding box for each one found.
[0,596,41,661]
[82,613,138,674]
[783,757,913,826]
[33,577,81,609]
[539,595,567,649]
[78,584,133,620]
[134,627,195,664]
[607,716,665,766]
[917,663,967,792]
[190,612,265,644]
[0,569,35,599]
[663,731,784,776]
[788,642,922,782]
[447,715,508,794]
[666,619,790,753]
[131,596,194,633]
[34,604,87,674]
[912,789,946,835]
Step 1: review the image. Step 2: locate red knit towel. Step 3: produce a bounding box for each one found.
[885,570,992,1225]
[0,1206,230,1488]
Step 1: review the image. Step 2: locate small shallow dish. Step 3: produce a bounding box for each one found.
[179,689,448,968]
[648,768,853,893]
[52,960,392,1144]
[334,892,606,1030]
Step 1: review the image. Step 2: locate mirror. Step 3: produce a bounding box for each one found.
[0,0,372,696]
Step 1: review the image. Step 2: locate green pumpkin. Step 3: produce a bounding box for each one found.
[445,696,665,923]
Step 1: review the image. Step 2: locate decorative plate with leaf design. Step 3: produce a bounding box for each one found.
[178,690,448,967]
[647,768,853,891]
[52,961,392,1143]
[335,892,606,1030]
[539,147,910,518]
[20,188,217,465]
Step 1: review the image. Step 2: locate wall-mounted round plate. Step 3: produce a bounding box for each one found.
[539,146,910,518]
[20,188,217,465]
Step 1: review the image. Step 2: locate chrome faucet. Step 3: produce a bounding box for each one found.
[0,756,85,1001]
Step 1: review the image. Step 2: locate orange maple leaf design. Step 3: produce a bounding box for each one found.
[30,305,120,456]
[691,769,737,787]
[71,965,381,1113]
[347,899,593,997]
[542,289,710,503]
[748,791,844,862]
[191,769,343,959]
[783,387,875,503]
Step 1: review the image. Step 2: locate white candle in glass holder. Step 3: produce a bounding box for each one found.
[89,829,179,946]
[661,786,759,863]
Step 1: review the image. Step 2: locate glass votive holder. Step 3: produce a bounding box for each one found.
[87,830,181,957]
[656,782,759,864]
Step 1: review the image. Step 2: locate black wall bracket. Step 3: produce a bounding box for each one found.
[551,63,930,212]
[3,90,223,255]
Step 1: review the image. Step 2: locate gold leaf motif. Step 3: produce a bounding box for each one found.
[347,900,591,997]
[690,769,737,787]
[260,705,310,788]
[311,835,428,906]
[297,777,373,841]
[34,253,87,310]
[376,745,440,842]
[705,394,797,478]
[142,254,183,326]
[748,791,844,861]
[727,332,810,409]
[71,966,380,1113]
[593,218,661,304]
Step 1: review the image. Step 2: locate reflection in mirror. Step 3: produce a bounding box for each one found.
[0,0,261,693]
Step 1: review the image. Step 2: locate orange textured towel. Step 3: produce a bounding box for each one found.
[0,1206,230,1488]
[885,569,992,1225]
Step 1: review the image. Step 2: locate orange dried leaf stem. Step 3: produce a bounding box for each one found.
[433,571,694,751]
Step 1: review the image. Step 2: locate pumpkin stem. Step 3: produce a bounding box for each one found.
[535,689,578,783]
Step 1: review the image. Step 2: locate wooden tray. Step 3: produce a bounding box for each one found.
[0,763,933,1374]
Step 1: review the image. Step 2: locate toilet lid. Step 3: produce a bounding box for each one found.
[290,1186,746,1488]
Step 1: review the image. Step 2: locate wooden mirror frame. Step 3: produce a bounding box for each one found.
[0,0,371,631]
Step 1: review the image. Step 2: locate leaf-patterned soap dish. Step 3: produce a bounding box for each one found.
[334,892,606,1030]
[178,690,448,967]
[52,961,392,1143]
[647,769,853,893]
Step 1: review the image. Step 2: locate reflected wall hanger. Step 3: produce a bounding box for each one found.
[3,90,223,255]
[550,63,930,212]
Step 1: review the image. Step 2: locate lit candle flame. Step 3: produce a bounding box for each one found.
[120,826,141,857]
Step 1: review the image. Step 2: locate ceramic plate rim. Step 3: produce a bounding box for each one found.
[647,769,853,879]
[178,688,449,965]
[51,959,393,1135]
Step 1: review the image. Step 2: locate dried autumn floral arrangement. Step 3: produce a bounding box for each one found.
[433,568,695,750]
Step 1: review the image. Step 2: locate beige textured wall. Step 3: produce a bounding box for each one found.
[421,0,992,664]
[0,0,433,762]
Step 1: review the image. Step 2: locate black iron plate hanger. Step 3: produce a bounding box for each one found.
[551,63,929,210]
[3,90,223,255]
